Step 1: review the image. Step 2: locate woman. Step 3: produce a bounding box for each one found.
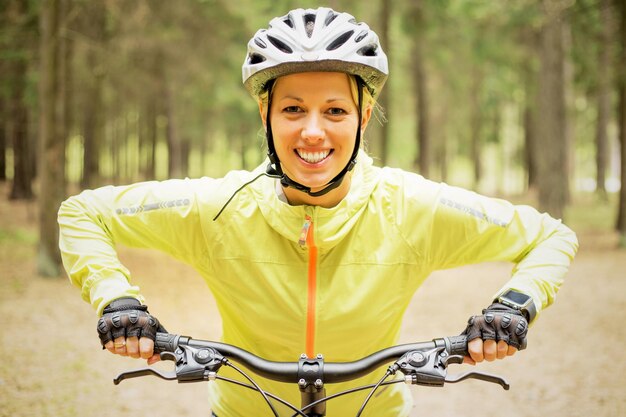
[59,7,578,417]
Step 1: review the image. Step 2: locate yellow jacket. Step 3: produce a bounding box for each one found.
[58,151,578,416]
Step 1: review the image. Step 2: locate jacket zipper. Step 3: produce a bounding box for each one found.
[300,215,317,359]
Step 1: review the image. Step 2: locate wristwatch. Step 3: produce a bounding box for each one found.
[496,289,537,323]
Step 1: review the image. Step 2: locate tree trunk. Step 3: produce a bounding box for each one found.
[200,132,208,174]
[166,85,183,178]
[522,29,540,193]
[493,109,503,196]
[562,18,574,205]
[7,0,34,199]
[616,0,626,244]
[81,78,103,189]
[378,0,391,165]
[439,125,448,183]
[618,89,626,241]
[524,96,539,191]
[409,0,430,176]
[470,70,484,190]
[595,0,612,200]
[121,105,131,182]
[0,97,6,182]
[38,0,67,277]
[81,3,105,190]
[9,66,32,200]
[142,98,158,180]
[62,1,72,192]
[112,111,120,184]
[535,1,569,220]
[181,137,190,177]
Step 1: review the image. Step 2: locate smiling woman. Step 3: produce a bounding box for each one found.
[58,6,578,417]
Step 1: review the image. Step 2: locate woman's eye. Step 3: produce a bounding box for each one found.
[327,107,347,116]
[283,106,302,113]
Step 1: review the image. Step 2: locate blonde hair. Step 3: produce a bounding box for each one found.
[347,74,376,113]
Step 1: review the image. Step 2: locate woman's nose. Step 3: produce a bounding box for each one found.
[301,114,324,143]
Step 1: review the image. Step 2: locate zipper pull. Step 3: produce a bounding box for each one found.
[299,215,312,247]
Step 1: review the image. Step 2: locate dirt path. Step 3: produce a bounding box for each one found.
[1,195,625,417]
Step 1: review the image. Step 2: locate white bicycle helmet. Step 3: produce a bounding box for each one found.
[242,7,389,99]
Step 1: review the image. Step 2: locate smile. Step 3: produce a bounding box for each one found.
[296,149,332,164]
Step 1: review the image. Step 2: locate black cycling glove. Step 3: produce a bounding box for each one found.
[462,303,529,350]
[97,297,166,347]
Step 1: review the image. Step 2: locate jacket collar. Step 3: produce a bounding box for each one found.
[250,151,379,250]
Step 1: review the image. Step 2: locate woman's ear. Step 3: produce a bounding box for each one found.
[259,100,268,132]
[360,105,373,133]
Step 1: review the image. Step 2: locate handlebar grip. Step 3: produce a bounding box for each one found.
[446,335,468,357]
[155,332,179,353]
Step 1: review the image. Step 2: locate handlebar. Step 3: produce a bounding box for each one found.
[113,332,509,417]
[152,332,470,384]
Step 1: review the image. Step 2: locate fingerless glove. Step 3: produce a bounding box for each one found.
[462,303,528,350]
[97,297,166,347]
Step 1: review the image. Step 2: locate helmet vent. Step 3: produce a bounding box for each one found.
[254,38,267,48]
[304,13,316,37]
[326,30,354,51]
[357,44,378,56]
[324,10,338,26]
[283,14,295,28]
[267,35,293,53]
[248,53,266,65]
[354,30,368,43]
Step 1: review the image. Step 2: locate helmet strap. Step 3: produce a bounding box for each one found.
[265,77,364,198]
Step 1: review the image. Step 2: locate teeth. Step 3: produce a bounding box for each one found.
[297,150,330,163]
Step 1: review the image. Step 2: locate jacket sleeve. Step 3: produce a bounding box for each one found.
[58,178,212,315]
[401,175,578,320]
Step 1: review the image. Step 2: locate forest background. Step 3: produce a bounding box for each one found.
[1,0,626,273]
[1,0,626,416]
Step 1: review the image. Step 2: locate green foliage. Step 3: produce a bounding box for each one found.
[0,0,617,197]
[0,0,39,102]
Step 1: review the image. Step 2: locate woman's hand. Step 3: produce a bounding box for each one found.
[461,302,528,365]
[464,338,518,364]
[103,335,161,364]
[97,297,165,365]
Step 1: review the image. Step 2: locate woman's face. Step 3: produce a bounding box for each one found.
[263,72,371,205]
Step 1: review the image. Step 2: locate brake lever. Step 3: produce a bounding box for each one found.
[440,351,510,390]
[396,348,510,390]
[113,345,225,385]
[445,371,510,390]
[114,367,177,385]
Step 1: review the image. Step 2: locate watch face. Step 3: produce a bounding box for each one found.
[502,290,530,305]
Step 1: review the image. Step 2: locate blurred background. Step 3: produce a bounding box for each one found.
[1,0,626,272]
[1,0,625,416]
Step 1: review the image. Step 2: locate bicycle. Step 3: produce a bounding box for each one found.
[114,332,510,417]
